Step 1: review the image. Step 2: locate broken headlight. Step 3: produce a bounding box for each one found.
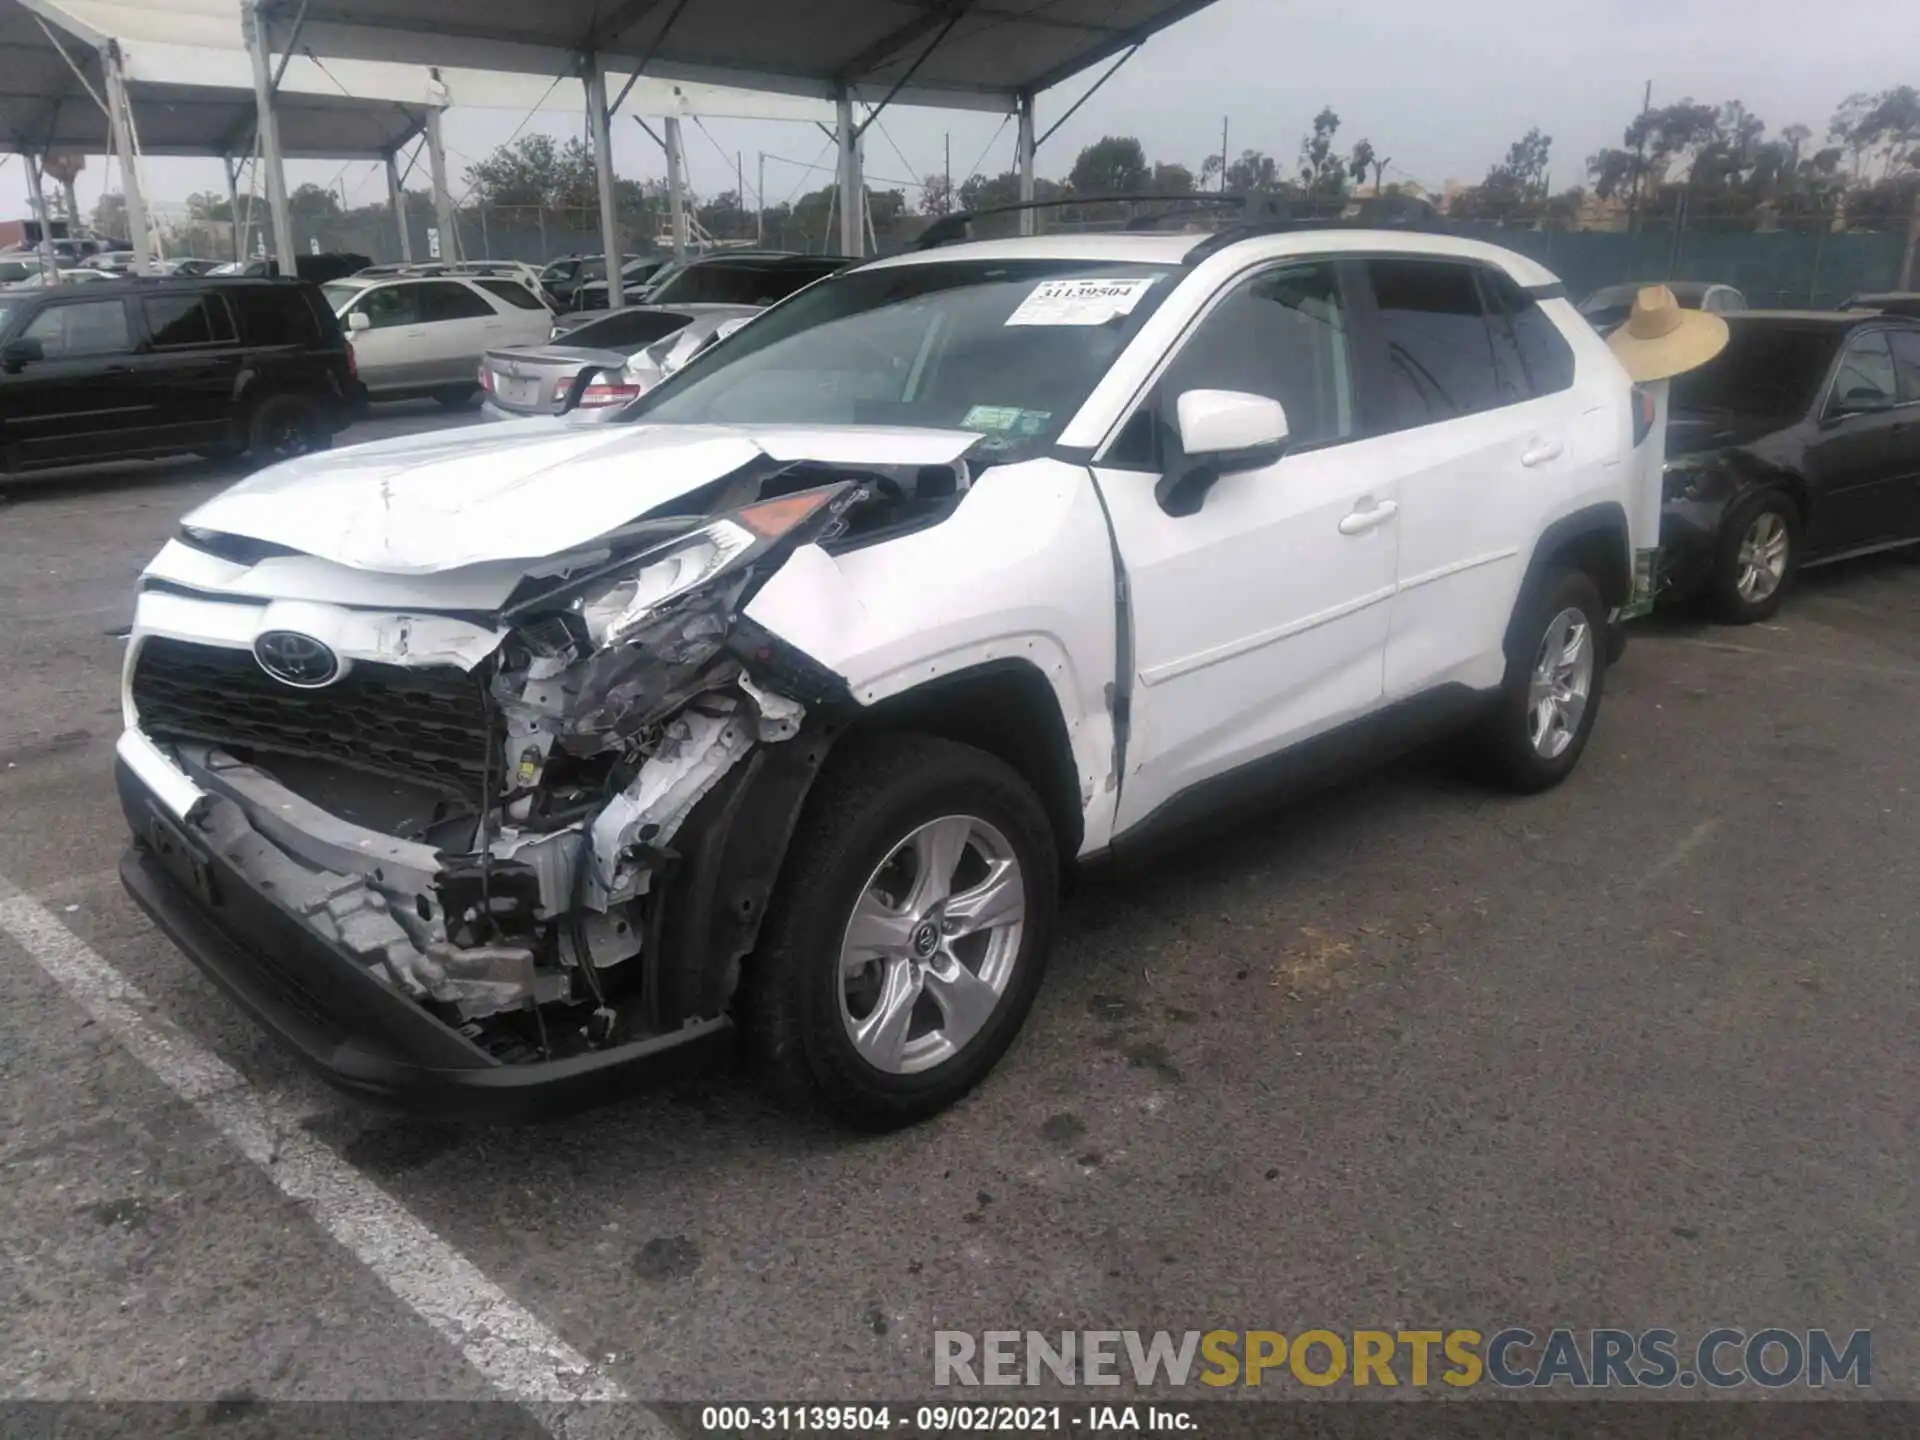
[552,485,859,650]
[576,520,757,647]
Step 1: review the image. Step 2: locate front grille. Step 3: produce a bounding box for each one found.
[132,637,493,802]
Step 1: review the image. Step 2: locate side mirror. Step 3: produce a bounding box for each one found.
[346,311,371,333]
[1,337,44,371]
[1156,389,1290,517]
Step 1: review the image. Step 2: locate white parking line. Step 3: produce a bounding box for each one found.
[0,877,666,1434]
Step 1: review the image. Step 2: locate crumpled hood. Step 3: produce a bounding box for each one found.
[183,420,982,574]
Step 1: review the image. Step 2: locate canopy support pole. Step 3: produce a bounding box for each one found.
[221,155,243,262]
[663,115,689,261]
[836,87,862,258]
[242,0,298,278]
[385,150,414,263]
[424,105,460,264]
[1016,90,1036,235]
[21,151,61,284]
[584,53,624,307]
[101,42,154,274]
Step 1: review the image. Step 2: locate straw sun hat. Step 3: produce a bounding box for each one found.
[1605,284,1730,382]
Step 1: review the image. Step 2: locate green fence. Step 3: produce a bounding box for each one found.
[1450,225,1909,309]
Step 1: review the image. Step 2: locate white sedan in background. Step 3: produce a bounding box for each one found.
[320,273,552,407]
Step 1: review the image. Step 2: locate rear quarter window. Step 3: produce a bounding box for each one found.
[1486,270,1576,397]
[475,278,545,310]
[230,286,324,346]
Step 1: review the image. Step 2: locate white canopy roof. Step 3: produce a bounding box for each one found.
[264,0,1223,112]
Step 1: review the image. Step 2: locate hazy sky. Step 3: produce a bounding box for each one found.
[4,0,1916,226]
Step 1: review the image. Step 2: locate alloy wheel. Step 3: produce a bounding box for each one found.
[837,814,1026,1076]
[1735,511,1790,603]
[1527,606,1593,759]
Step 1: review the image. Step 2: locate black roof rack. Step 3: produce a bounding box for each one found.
[911,190,1454,259]
[912,192,1289,250]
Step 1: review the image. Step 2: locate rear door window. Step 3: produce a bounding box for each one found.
[1365,259,1504,427]
[417,281,496,322]
[1483,269,1576,398]
[21,299,133,358]
[143,293,237,347]
[232,286,322,345]
[474,278,544,310]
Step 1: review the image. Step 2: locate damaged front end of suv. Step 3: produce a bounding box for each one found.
[116,439,970,1119]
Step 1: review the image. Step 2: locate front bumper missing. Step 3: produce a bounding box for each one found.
[116,757,735,1122]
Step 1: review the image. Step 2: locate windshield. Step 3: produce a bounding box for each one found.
[319,281,368,313]
[1671,323,1845,420]
[631,259,1175,447]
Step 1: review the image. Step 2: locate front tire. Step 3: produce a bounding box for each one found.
[1468,567,1608,794]
[1708,489,1798,624]
[745,733,1058,1131]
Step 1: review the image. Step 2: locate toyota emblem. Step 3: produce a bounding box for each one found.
[253,631,341,688]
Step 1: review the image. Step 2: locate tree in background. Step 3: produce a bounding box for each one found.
[1149,161,1196,194]
[186,191,232,223]
[1297,107,1347,198]
[91,192,126,240]
[1830,86,1919,181]
[1348,138,1385,193]
[1199,149,1284,193]
[288,183,342,219]
[1451,127,1552,221]
[1069,136,1150,196]
[918,173,954,216]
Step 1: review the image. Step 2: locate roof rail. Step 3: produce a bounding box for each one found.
[911,191,1454,256]
[912,192,1289,250]
[1180,194,1454,265]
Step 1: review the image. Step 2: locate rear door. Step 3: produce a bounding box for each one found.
[1361,258,1586,698]
[132,290,243,449]
[413,280,504,383]
[1803,328,1906,554]
[2,295,148,467]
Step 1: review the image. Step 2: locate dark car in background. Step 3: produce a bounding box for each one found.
[0,276,358,474]
[564,255,671,310]
[539,254,638,309]
[1581,280,1746,335]
[1659,310,1920,621]
[479,302,758,420]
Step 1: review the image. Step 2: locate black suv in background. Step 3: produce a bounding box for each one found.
[0,276,359,474]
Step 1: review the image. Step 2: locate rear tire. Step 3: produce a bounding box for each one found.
[1467,567,1608,794]
[744,732,1058,1131]
[245,394,329,465]
[433,385,480,411]
[1708,489,1798,624]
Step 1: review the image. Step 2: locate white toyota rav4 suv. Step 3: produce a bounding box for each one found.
[117,223,1653,1129]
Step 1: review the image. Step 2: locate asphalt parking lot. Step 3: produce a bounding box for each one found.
[1,408,1915,1416]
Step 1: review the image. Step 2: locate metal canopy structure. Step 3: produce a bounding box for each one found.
[2,0,447,277]
[262,0,1224,296]
[269,0,1221,110]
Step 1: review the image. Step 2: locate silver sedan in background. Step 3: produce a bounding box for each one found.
[479,302,759,420]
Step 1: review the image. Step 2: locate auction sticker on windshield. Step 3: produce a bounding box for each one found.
[1006,276,1157,326]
